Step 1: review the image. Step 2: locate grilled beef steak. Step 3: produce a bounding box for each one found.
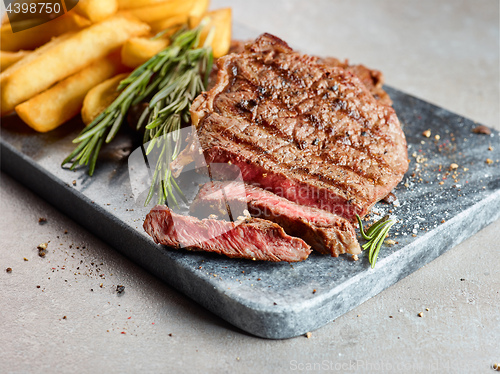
[191,181,361,256]
[144,205,311,262]
[191,33,408,222]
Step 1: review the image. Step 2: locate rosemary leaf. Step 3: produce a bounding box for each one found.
[88,136,105,176]
[356,214,371,240]
[366,215,390,237]
[62,21,213,188]
[356,214,395,268]
[369,221,394,268]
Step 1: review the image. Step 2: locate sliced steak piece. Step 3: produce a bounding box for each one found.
[191,33,408,222]
[191,181,361,257]
[144,205,311,262]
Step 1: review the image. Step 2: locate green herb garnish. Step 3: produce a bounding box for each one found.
[62,23,213,206]
[356,214,395,268]
[139,33,213,206]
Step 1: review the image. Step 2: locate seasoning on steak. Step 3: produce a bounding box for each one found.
[319,57,392,106]
[209,40,392,106]
[191,181,361,257]
[191,33,408,222]
[144,205,311,262]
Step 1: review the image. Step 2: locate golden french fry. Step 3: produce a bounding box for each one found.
[0,13,91,52]
[15,55,125,132]
[149,14,188,33]
[121,36,169,68]
[127,0,196,24]
[0,50,31,71]
[196,8,231,58]
[149,0,208,33]
[74,0,118,23]
[190,0,210,18]
[187,0,210,28]
[117,0,184,9]
[81,73,129,125]
[0,32,73,85]
[1,14,150,115]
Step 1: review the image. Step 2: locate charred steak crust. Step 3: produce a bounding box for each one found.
[209,40,393,105]
[318,57,393,106]
[144,205,311,262]
[191,33,408,222]
[191,181,361,257]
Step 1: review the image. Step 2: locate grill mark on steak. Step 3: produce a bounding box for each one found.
[192,34,408,222]
[203,142,375,210]
[319,56,393,106]
[218,71,398,174]
[191,181,361,257]
[205,146,365,216]
[291,111,397,179]
[319,143,388,183]
[202,127,369,201]
[144,205,311,262]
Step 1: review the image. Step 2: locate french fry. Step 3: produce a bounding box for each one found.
[0,13,91,51]
[148,0,208,33]
[1,14,150,115]
[0,32,73,85]
[121,36,169,68]
[127,0,196,24]
[117,0,185,9]
[81,73,129,125]
[195,8,231,58]
[187,0,210,28]
[73,0,118,23]
[149,14,188,34]
[190,0,210,18]
[0,50,31,71]
[15,55,125,132]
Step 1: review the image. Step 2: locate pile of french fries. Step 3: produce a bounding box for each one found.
[1,0,231,132]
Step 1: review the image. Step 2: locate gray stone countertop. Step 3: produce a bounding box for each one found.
[1,0,499,373]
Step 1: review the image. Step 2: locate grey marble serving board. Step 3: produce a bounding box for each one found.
[2,86,499,339]
[2,21,500,337]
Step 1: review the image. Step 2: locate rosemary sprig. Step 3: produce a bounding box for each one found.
[356,214,395,268]
[140,40,212,206]
[61,23,211,177]
[62,22,213,207]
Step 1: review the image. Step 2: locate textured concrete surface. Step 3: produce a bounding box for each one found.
[1,0,499,373]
